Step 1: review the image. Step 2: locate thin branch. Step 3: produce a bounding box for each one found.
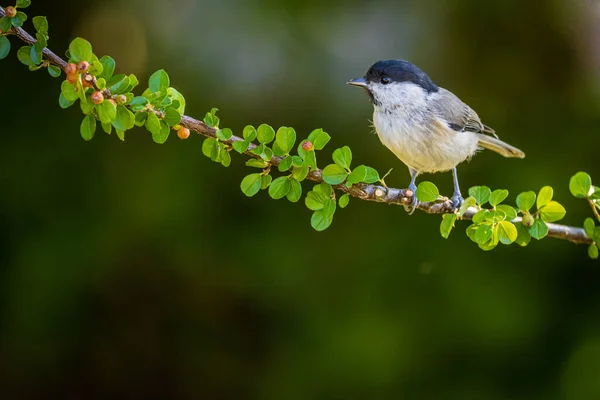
[1,8,593,246]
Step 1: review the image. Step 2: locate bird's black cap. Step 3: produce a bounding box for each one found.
[364,60,439,93]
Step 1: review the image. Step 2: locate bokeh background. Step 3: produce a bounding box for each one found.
[2,0,600,398]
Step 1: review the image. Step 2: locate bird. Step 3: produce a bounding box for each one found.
[347,59,525,213]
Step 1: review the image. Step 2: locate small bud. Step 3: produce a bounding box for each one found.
[173,124,182,131]
[5,6,16,18]
[108,99,117,107]
[66,73,78,85]
[65,63,77,75]
[91,91,104,105]
[177,127,191,140]
[115,95,127,105]
[77,61,90,73]
[522,213,535,228]
[302,141,313,151]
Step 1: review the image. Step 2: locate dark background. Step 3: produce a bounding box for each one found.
[1,0,600,398]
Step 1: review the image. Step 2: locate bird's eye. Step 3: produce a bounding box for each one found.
[381,76,392,85]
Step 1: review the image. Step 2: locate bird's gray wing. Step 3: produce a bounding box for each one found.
[430,88,496,136]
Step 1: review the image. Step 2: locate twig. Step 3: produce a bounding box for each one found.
[1,7,593,246]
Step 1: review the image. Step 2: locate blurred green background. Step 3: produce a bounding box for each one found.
[2,0,600,398]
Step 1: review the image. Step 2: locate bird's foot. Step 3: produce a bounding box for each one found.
[404,183,420,215]
[451,192,464,211]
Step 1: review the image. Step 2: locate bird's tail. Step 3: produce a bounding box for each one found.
[476,134,525,159]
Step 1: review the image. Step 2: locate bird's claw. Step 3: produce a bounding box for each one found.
[451,193,464,211]
[404,184,420,215]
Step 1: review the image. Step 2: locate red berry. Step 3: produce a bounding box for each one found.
[66,73,78,84]
[77,61,90,73]
[177,127,190,140]
[5,6,16,18]
[91,91,104,105]
[302,141,313,151]
[65,63,77,75]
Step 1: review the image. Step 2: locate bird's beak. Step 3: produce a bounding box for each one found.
[347,77,367,88]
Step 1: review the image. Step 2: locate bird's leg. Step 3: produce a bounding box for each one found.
[451,167,464,210]
[404,168,420,215]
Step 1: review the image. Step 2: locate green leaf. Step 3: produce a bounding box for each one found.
[516,191,536,212]
[322,164,348,185]
[11,11,26,27]
[243,125,257,142]
[112,105,135,132]
[268,177,291,200]
[241,173,263,197]
[347,165,367,186]
[216,128,232,141]
[528,218,549,240]
[0,17,12,33]
[151,121,170,144]
[278,156,294,172]
[589,244,599,260]
[115,129,125,141]
[474,224,493,244]
[595,227,600,245]
[466,225,478,242]
[311,199,336,231]
[292,165,309,182]
[468,186,491,205]
[485,209,506,224]
[232,140,250,154]
[416,182,439,202]
[332,146,352,169]
[497,221,518,244]
[307,129,331,150]
[490,189,509,206]
[101,122,112,135]
[17,45,33,66]
[16,0,31,8]
[80,114,96,141]
[162,107,181,127]
[145,112,161,135]
[458,197,477,218]
[129,96,148,111]
[69,38,92,63]
[96,100,117,124]
[246,159,268,169]
[32,16,48,34]
[362,166,380,184]
[0,36,11,60]
[440,214,457,239]
[48,65,61,77]
[339,194,350,209]
[34,33,46,52]
[275,127,296,155]
[220,147,231,167]
[107,74,130,95]
[584,218,595,239]
[303,150,317,170]
[257,124,275,144]
[168,87,186,114]
[261,175,272,190]
[472,209,488,224]
[537,186,553,209]
[286,179,302,202]
[203,107,219,128]
[497,205,518,221]
[58,93,75,109]
[569,172,592,198]
[305,191,328,211]
[540,201,566,223]
[149,69,170,93]
[202,138,219,161]
[98,55,116,80]
[134,112,147,127]
[515,222,532,247]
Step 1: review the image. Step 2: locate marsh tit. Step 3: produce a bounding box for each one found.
[348,60,524,213]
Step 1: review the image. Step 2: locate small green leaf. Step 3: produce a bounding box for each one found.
[149,69,170,93]
[497,221,518,244]
[268,177,291,200]
[246,159,268,169]
[152,121,170,144]
[261,175,272,190]
[203,107,220,128]
[257,124,275,144]
[485,209,507,224]
[474,224,493,244]
[322,164,348,185]
[292,165,309,182]
[0,17,12,33]
[440,214,457,239]
[458,197,477,218]
[589,244,599,260]
[332,146,352,169]
[490,189,509,206]
[58,93,75,109]
[98,55,116,80]
[278,156,294,172]
[243,125,257,142]
[17,45,33,66]
[275,127,296,155]
[115,129,125,141]
[569,172,592,198]
[286,179,302,202]
[216,128,232,141]
[540,201,566,223]
[11,11,26,27]
[416,182,439,202]
[339,194,350,209]
[466,224,478,242]
[232,140,250,154]
[48,65,61,77]
[515,222,532,247]
[241,173,263,197]
[101,122,112,135]
[497,205,518,221]
[134,112,148,127]
[303,150,317,170]
[311,199,336,231]
[472,209,488,224]
[112,105,135,132]
[528,219,549,240]
[145,112,161,135]
[468,186,491,205]
[305,191,328,211]
[362,166,380,184]
[164,107,182,127]
[96,100,117,124]
[307,129,331,150]
[0,36,11,60]
[80,114,96,141]
[107,74,130,95]
[346,165,367,186]
[537,186,553,209]
[516,191,536,212]
[32,16,48,34]
[220,147,231,167]
[168,87,186,114]
[584,218,595,239]
[202,138,219,161]
[16,0,32,8]
[69,38,92,63]
[129,96,148,111]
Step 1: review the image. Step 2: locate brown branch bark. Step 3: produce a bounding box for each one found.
[1,7,593,246]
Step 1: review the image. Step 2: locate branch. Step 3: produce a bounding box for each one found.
[1,8,592,246]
